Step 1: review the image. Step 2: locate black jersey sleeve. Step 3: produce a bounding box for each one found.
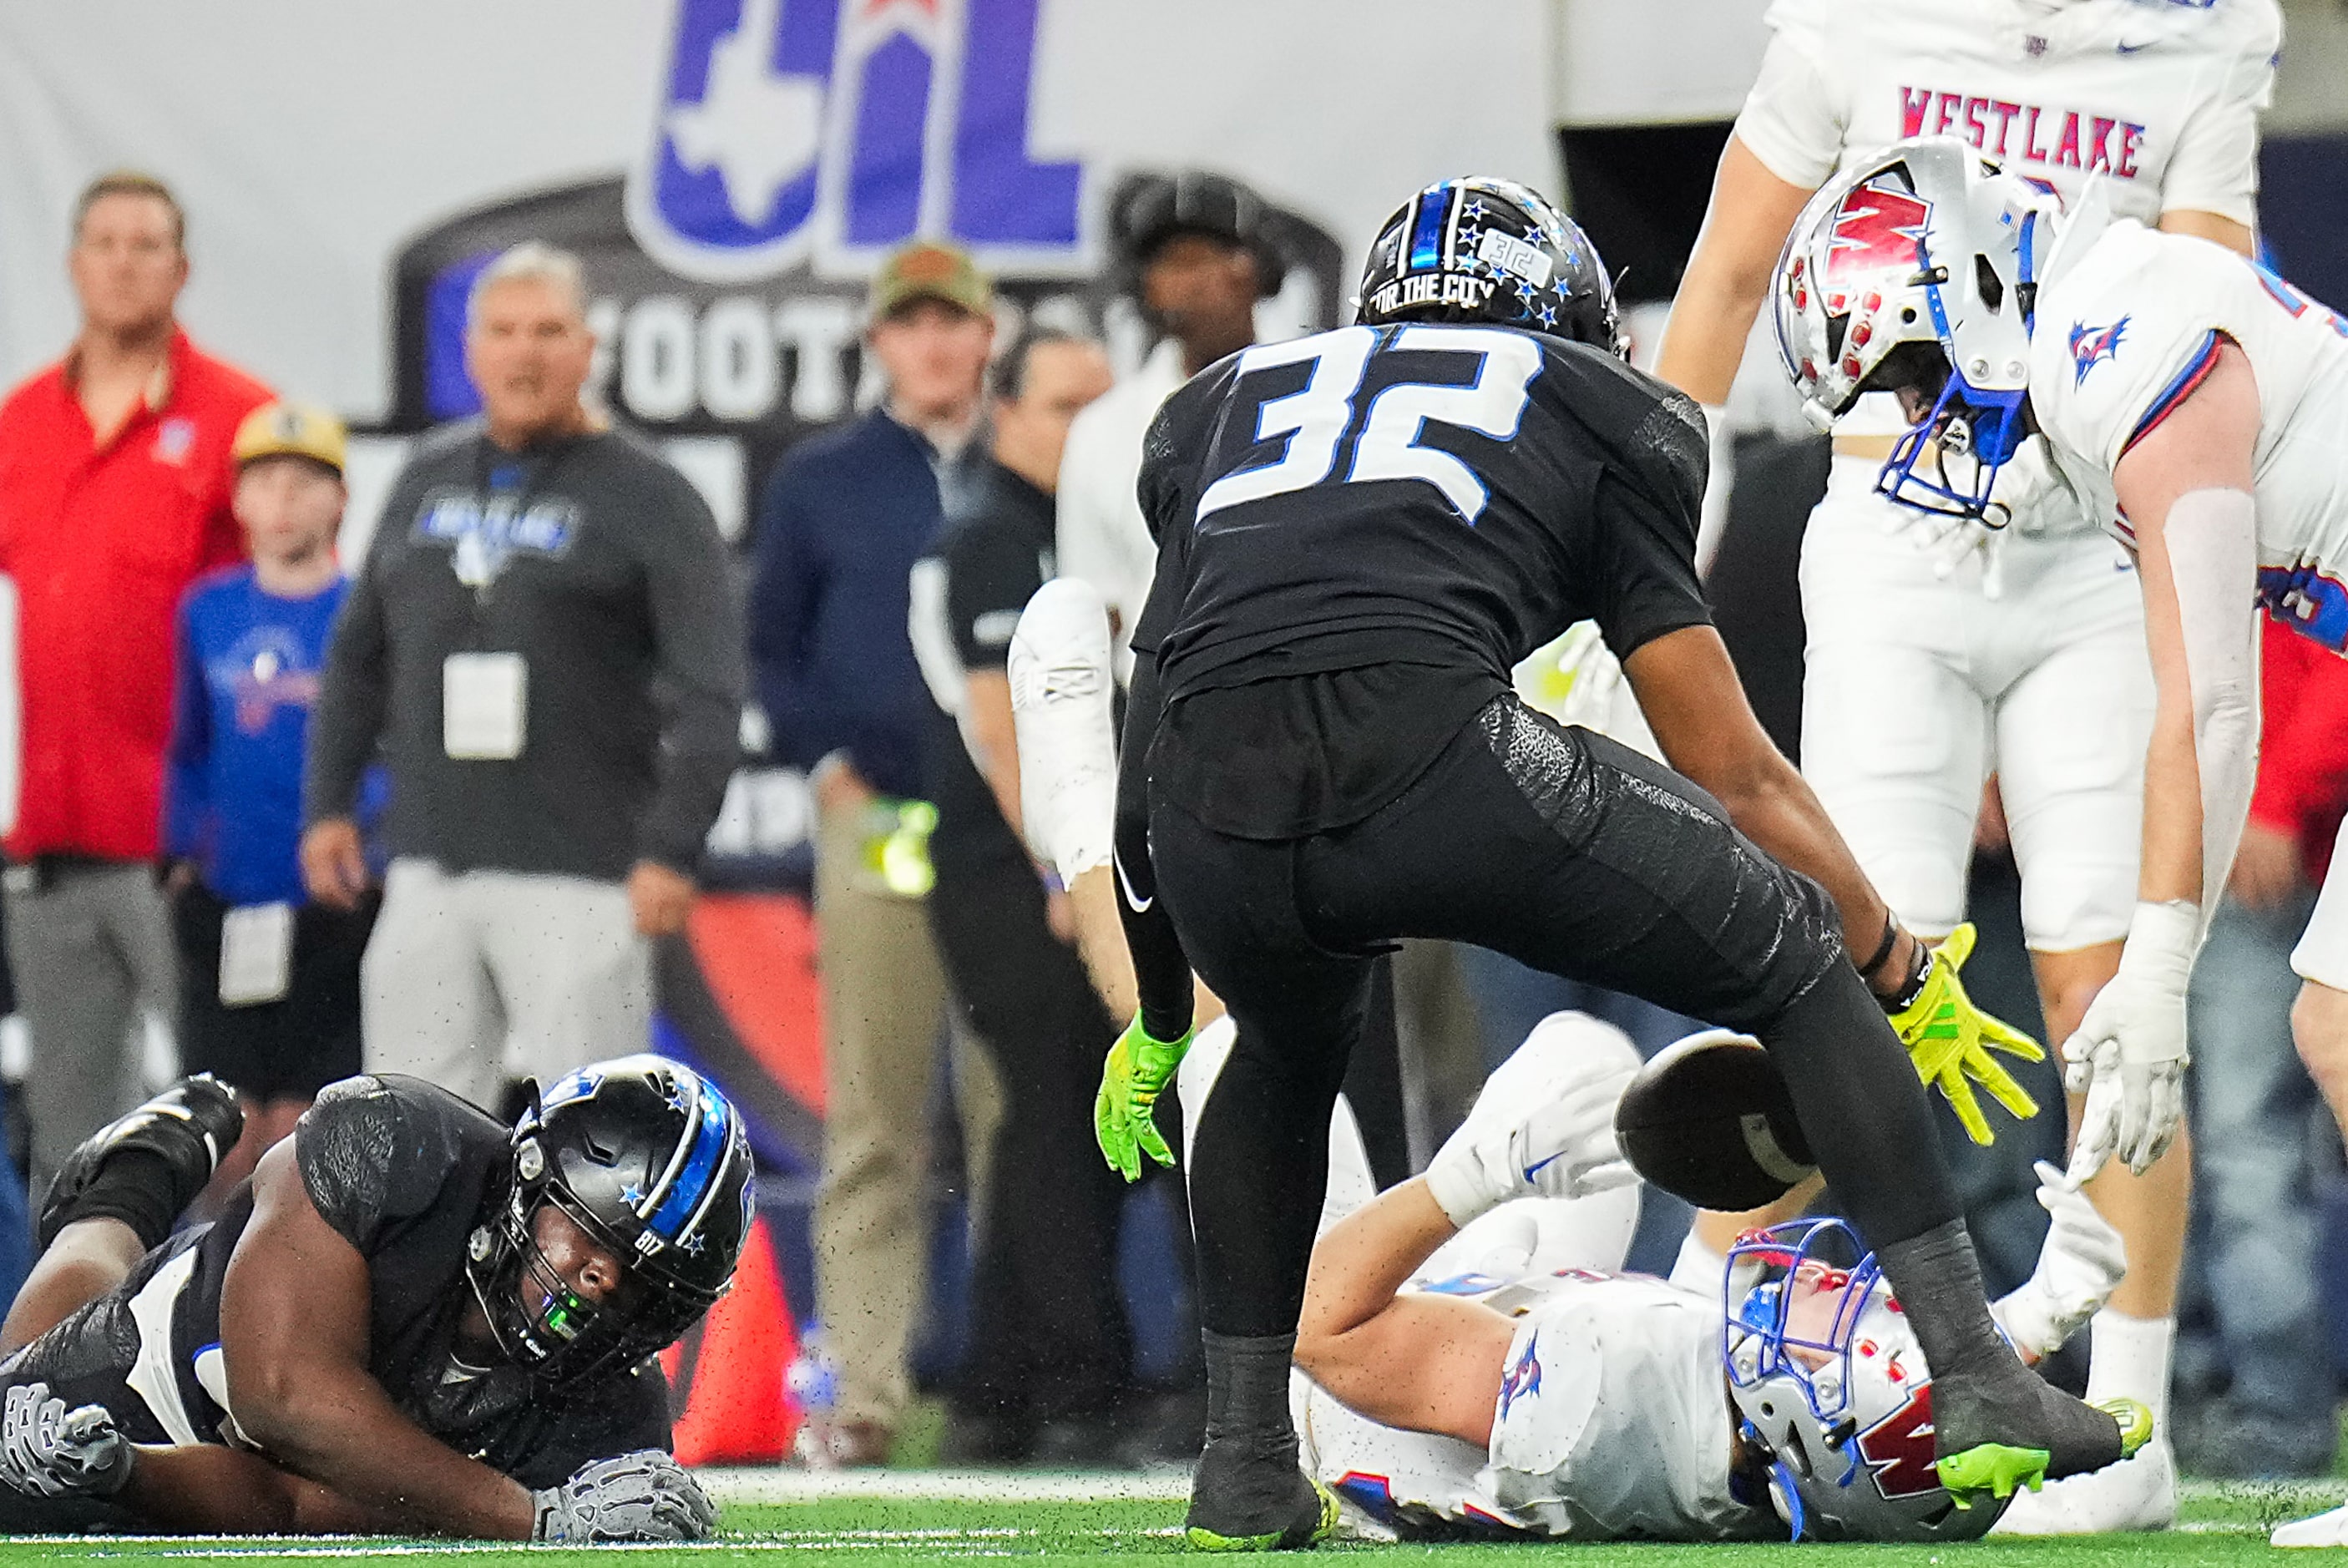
[295,1076,471,1253]
[1583,396,1714,660]
[942,519,1042,672]
[1126,377,1217,659]
[507,1360,675,1490]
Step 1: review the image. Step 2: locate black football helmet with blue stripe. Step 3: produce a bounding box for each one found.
[1356,176,1624,357]
[468,1054,755,1383]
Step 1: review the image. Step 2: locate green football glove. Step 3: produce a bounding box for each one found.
[1096,1016,1194,1181]
[1886,923,2045,1146]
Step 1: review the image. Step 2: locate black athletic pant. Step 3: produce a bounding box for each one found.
[928,850,1133,1425]
[1151,693,1962,1338]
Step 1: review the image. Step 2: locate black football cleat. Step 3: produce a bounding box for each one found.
[1184,1436,1338,1551]
[38,1075,244,1252]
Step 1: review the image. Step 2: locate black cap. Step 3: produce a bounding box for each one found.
[1109,169,1287,299]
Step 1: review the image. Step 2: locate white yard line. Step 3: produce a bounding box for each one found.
[696,1469,1191,1504]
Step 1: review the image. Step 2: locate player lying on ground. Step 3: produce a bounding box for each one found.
[1774,133,2348,1545]
[1048,173,2139,1548]
[1177,1014,2124,1543]
[0,1055,748,1540]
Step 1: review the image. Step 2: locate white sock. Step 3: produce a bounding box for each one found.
[2083,1309,2174,1429]
[1668,1229,1725,1294]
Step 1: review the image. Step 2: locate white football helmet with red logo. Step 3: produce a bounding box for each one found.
[1774,135,2062,522]
[1723,1219,2010,1542]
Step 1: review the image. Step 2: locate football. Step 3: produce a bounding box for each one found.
[1613,1030,1818,1211]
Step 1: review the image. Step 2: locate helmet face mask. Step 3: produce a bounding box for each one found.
[1722,1219,2007,1542]
[1355,176,1624,357]
[468,1055,754,1384]
[1774,136,2055,525]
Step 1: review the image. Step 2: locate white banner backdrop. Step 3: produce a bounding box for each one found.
[0,0,1556,866]
[0,0,1555,418]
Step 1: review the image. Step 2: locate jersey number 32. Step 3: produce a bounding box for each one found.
[1196,324,1541,527]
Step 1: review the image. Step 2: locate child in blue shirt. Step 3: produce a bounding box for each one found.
[164,402,383,1157]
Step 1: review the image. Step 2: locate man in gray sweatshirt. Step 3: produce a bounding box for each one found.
[301,242,742,1105]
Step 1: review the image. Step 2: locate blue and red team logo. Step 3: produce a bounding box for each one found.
[2069,316,2130,384]
[630,0,1083,281]
[1498,1333,1543,1420]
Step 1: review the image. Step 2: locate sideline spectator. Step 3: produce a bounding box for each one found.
[748,241,1003,1467]
[910,328,1132,1462]
[302,243,741,1107]
[1056,173,1280,675]
[0,171,270,1186]
[2178,620,2348,1478]
[165,403,384,1179]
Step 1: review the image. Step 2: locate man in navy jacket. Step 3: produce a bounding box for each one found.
[746,242,1002,1466]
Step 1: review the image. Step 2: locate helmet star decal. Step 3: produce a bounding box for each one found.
[2069,317,2130,385]
[1824,178,1932,313]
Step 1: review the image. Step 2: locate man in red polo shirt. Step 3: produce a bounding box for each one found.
[0,171,270,1187]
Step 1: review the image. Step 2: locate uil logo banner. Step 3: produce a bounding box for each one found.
[630,0,1084,281]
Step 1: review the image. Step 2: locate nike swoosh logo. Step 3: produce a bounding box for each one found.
[1114,847,1152,913]
[1523,1151,1566,1181]
[2116,38,2152,53]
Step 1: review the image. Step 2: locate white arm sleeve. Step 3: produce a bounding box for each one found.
[2157,0,2280,230]
[2162,486,2263,924]
[1727,0,1844,190]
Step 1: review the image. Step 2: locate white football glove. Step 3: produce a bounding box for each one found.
[0,1383,134,1499]
[2062,900,2196,1180]
[531,1449,718,1543]
[1424,1021,1640,1228]
[1991,1161,2128,1360]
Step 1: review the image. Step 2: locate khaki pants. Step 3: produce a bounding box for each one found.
[812,797,999,1430]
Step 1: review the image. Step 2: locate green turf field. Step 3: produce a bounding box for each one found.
[0,1476,2336,1567]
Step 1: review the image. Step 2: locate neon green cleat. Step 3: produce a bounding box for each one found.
[1185,1478,1337,1552]
[1935,1442,2051,1501]
[2100,1397,2155,1459]
[1936,1399,2153,1501]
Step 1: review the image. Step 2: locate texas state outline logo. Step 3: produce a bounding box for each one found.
[2068,316,2130,385]
[627,0,1086,282]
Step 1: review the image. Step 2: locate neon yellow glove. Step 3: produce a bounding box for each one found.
[1885,923,2045,1146]
[1096,1017,1194,1181]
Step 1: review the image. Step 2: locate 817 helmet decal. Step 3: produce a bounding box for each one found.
[468,1054,755,1383]
[1722,1218,2011,1542]
[1774,135,2062,524]
[1356,176,1624,356]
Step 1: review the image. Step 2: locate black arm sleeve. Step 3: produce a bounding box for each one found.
[1116,653,1195,1043]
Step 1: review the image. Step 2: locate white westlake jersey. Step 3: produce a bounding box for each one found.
[1292,1268,1775,1542]
[1738,0,2278,466]
[2029,217,2348,614]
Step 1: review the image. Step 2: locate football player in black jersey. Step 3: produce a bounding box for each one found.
[1093,177,2147,1548]
[0,1055,750,1540]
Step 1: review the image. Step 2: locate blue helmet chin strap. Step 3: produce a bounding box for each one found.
[1874,216,2037,524]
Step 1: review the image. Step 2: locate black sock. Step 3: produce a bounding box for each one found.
[49,1150,180,1252]
[1202,1329,1297,1449]
[1755,963,1961,1247]
[1875,1218,2011,1384]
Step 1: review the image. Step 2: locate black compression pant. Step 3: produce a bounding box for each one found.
[1151,693,1961,1338]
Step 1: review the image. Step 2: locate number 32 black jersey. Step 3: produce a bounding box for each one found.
[1129,323,1714,702]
